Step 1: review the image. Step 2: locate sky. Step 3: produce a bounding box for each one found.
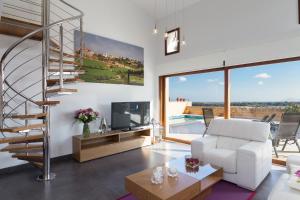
[74,30,144,62]
[169,61,300,102]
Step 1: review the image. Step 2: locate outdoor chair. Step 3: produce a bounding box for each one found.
[272,113,300,158]
[265,113,278,132]
[266,114,276,123]
[202,108,214,137]
[253,115,268,122]
[260,115,269,122]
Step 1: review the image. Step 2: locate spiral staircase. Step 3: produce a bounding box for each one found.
[0,0,84,181]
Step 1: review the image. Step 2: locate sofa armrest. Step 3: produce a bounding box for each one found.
[236,140,272,190]
[191,135,218,159]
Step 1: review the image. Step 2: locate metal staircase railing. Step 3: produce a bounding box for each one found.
[0,0,84,181]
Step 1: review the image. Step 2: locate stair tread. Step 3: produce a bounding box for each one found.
[49,58,79,65]
[0,134,44,144]
[47,78,82,86]
[13,153,44,162]
[50,48,77,58]
[46,88,78,94]
[31,162,43,169]
[1,144,43,152]
[35,101,60,106]
[10,113,47,119]
[0,123,46,133]
[0,17,42,40]
[50,39,60,49]
[48,68,85,74]
[13,153,43,157]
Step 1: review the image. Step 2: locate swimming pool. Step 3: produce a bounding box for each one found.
[169,115,203,125]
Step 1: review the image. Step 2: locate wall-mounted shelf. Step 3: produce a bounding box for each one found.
[72,128,152,162]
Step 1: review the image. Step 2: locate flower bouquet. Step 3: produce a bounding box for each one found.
[288,169,300,191]
[75,108,99,138]
[185,157,200,169]
[295,170,300,183]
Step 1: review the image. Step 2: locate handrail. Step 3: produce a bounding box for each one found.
[59,0,84,17]
[0,0,84,180]
[0,15,83,65]
[0,0,84,111]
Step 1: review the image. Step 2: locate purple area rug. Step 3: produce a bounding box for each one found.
[117,181,255,200]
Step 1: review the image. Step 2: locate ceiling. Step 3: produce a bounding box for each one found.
[130,0,202,19]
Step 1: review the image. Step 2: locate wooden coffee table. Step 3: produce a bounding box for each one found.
[125,157,223,200]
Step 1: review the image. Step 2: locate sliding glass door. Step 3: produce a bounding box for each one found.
[161,59,300,163]
[230,61,300,160]
[166,71,224,141]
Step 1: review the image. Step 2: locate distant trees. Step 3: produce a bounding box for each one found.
[284,104,300,113]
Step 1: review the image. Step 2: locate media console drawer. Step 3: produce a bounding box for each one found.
[72,128,152,162]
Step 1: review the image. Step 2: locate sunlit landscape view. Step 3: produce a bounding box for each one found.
[166,61,300,159]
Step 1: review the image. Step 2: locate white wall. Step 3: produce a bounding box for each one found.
[167,101,192,117]
[0,0,156,169]
[50,0,156,159]
[155,0,300,75]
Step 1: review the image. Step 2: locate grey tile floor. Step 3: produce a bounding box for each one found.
[0,142,285,200]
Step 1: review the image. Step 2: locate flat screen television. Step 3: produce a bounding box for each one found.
[111,101,150,130]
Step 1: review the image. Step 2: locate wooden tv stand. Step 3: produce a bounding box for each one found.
[72,128,152,162]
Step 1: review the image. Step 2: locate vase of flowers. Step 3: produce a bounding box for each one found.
[295,170,300,183]
[75,108,99,138]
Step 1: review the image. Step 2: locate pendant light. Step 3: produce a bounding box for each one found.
[164,0,168,38]
[181,0,187,46]
[153,0,158,35]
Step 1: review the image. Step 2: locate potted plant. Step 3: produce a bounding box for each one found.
[75,108,99,138]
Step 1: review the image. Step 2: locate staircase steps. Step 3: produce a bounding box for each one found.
[1,144,43,153]
[50,39,61,49]
[47,78,82,86]
[0,123,46,133]
[48,68,85,74]
[0,134,44,144]
[49,58,79,66]
[0,17,42,40]
[12,153,44,162]
[46,88,78,96]
[10,113,47,120]
[35,101,60,106]
[30,162,43,169]
[50,48,77,58]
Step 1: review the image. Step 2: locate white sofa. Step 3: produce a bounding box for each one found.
[191,119,272,190]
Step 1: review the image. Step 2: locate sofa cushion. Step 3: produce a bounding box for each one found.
[207,119,270,142]
[217,136,249,151]
[204,148,237,173]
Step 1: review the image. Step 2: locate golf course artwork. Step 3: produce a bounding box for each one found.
[74,31,144,85]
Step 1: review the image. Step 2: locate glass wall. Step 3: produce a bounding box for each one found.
[230,61,300,159]
[166,71,224,141]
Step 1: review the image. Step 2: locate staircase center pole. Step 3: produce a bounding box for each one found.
[0,62,4,130]
[37,0,55,181]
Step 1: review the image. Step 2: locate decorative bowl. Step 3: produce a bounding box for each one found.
[185,157,200,169]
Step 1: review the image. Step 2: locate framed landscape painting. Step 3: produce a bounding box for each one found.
[74,31,144,85]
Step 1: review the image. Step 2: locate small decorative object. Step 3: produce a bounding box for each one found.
[75,108,99,138]
[165,28,180,56]
[151,118,164,144]
[296,170,300,182]
[99,117,108,134]
[185,156,200,169]
[151,166,164,185]
[167,167,178,178]
[288,169,300,191]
